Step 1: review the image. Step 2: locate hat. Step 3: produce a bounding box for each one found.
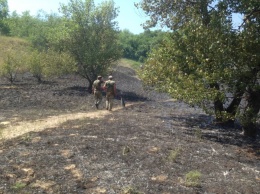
[108,75,113,79]
[97,75,102,79]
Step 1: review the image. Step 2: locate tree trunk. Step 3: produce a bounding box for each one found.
[226,91,244,116]
[214,98,225,122]
[200,0,210,26]
[224,88,245,126]
[210,83,224,123]
[86,76,94,94]
[241,89,260,137]
[36,76,42,83]
[88,81,93,93]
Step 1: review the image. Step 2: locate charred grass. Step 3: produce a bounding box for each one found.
[0,65,260,194]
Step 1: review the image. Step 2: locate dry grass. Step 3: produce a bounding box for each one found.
[0,108,128,140]
[0,36,30,63]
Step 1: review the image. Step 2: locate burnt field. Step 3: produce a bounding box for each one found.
[0,64,260,194]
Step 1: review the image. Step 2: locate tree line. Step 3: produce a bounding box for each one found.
[0,1,138,89]
[0,0,163,89]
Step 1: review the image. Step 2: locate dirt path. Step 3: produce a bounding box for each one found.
[0,104,135,140]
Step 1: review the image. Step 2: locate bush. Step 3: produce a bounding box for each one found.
[185,170,201,187]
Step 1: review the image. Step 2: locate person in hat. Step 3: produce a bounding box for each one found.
[92,75,104,109]
[104,75,116,111]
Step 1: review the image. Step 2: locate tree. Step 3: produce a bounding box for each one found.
[231,0,260,136]
[0,0,9,35]
[119,29,138,60]
[119,29,166,62]
[138,0,260,137]
[135,30,165,62]
[8,11,41,38]
[0,0,7,19]
[7,10,54,51]
[56,0,122,91]
[26,49,76,83]
[5,9,77,82]
[0,37,30,83]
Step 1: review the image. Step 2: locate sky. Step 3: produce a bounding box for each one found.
[7,0,242,34]
[7,0,152,34]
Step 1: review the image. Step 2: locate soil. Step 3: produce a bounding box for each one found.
[0,64,260,194]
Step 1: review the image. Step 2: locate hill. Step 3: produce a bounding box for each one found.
[0,62,260,193]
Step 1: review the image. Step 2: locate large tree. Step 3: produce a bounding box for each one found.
[231,0,260,136]
[138,0,260,137]
[56,0,122,91]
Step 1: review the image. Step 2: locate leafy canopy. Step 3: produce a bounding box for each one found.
[57,0,122,89]
[138,0,260,136]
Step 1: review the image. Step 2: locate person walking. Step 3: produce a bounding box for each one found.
[104,75,116,111]
[92,75,104,109]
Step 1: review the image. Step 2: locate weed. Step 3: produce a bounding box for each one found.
[168,148,181,162]
[122,146,131,155]
[185,170,201,187]
[21,133,32,142]
[194,128,202,140]
[11,182,26,190]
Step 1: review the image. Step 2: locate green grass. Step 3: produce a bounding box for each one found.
[119,58,143,70]
[167,148,181,162]
[11,182,27,190]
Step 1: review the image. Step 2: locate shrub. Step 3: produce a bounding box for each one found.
[185,170,201,187]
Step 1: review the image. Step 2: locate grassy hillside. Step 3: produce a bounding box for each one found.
[0,36,31,65]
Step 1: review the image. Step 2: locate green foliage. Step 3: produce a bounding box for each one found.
[138,0,260,136]
[120,58,143,70]
[185,170,201,187]
[27,50,44,82]
[0,0,9,35]
[167,148,181,162]
[0,35,76,83]
[119,30,137,60]
[119,29,166,62]
[8,11,37,38]
[11,182,26,190]
[0,54,19,83]
[2,0,121,88]
[139,28,231,115]
[0,36,30,83]
[56,0,122,90]
[26,49,76,82]
[7,10,57,51]
[0,0,8,19]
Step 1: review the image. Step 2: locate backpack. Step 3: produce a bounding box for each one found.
[93,80,102,91]
[105,80,115,94]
